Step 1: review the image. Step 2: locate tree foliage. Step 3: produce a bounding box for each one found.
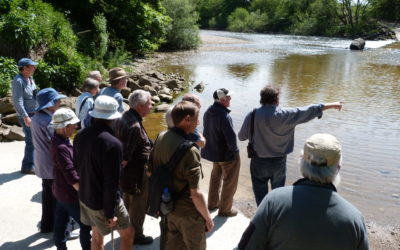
[162,0,200,50]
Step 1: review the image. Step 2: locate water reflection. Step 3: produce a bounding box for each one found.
[226,64,257,80]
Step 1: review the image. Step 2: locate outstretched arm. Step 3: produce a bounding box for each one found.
[322,102,343,111]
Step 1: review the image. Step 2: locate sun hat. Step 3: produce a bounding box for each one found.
[303,133,342,168]
[18,58,38,67]
[89,95,122,120]
[50,108,80,129]
[213,88,234,100]
[35,88,67,111]
[108,67,128,82]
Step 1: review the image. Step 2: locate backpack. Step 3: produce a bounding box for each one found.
[76,96,94,130]
[147,139,195,218]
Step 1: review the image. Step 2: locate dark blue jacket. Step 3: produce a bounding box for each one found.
[201,102,239,162]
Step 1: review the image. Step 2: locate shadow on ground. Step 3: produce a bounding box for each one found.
[206,216,228,238]
[0,171,24,186]
[0,232,53,249]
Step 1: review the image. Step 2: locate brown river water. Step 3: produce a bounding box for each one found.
[143,30,400,227]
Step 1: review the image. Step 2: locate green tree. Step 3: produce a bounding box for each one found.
[370,0,400,22]
[162,0,200,50]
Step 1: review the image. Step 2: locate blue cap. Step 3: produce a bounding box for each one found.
[35,88,67,111]
[18,58,38,67]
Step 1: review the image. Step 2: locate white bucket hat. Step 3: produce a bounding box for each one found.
[303,133,342,168]
[89,95,122,120]
[50,108,80,129]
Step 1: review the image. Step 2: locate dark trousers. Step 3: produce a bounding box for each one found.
[250,156,287,206]
[54,200,91,250]
[18,115,34,171]
[41,179,56,232]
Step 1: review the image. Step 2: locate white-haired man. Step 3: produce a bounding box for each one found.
[113,90,154,245]
[238,133,369,250]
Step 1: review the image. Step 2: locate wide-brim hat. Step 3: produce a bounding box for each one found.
[50,108,80,129]
[18,58,38,67]
[108,67,128,82]
[89,95,122,120]
[303,133,342,168]
[35,88,66,111]
[213,88,234,100]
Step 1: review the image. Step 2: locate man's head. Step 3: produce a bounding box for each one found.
[300,133,342,185]
[213,88,234,107]
[18,58,38,77]
[182,93,201,108]
[35,88,66,113]
[89,95,122,122]
[108,67,128,90]
[128,90,152,118]
[171,101,199,134]
[82,78,100,96]
[88,70,102,82]
[260,85,280,105]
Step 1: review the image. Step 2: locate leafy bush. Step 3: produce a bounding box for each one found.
[227,8,251,32]
[0,0,76,52]
[90,13,109,61]
[162,0,200,50]
[0,57,18,97]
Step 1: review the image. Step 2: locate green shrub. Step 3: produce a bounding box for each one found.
[162,0,200,50]
[0,57,18,97]
[227,8,251,32]
[90,13,109,61]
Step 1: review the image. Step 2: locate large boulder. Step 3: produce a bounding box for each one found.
[159,94,173,103]
[194,81,205,92]
[161,79,180,89]
[61,97,77,111]
[143,85,157,96]
[350,38,365,50]
[127,79,142,91]
[151,72,165,81]
[5,125,25,141]
[155,104,170,112]
[2,113,20,126]
[159,87,171,95]
[0,97,16,115]
[121,87,132,99]
[139,75,159,88]
[152,96,161,103]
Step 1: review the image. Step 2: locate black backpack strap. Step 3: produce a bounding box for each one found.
[166,140,195,200]
[249,109,256,142]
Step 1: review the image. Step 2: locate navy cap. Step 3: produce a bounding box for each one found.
[18,58,38,67]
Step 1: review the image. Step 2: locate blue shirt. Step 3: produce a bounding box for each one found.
[100,87,124,113]
[238,104,323,158]
[75,92,94,130]
[31,110,55,179]
[11,73,37,117]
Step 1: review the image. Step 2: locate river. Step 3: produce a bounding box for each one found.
[143,30,400,227]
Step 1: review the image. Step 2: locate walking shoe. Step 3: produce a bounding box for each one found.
[21,169,35,175]
[218,209,238,217]
[134,234,153,245]
[208,206,219,212]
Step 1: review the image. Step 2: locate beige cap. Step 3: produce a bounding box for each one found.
[303,133,341,167]
[50,108,80,129]
[108,67,128,81]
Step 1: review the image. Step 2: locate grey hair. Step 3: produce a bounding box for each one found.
[300,152,341,184]
[128,90,151,109]
[83,78,100,91]
[89,71,101,79]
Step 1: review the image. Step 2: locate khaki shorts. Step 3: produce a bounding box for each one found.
[80,200,131,236]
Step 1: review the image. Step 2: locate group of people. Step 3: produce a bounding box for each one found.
[11,57,369,250]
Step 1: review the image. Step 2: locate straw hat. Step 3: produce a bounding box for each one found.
[108,67,128,82]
